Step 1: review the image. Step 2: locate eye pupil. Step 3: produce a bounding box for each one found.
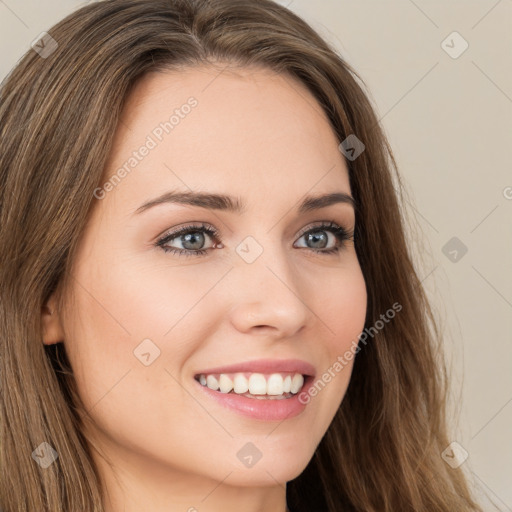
[182,232,205,250]
[307,231,328,249]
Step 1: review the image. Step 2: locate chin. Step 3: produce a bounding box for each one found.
[219,451,313,487]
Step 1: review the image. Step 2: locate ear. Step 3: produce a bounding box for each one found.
[41,293,65,345]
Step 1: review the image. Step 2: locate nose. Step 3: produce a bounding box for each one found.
[226,239,310,338]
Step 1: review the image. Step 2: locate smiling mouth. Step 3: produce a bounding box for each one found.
[194,371,307,399]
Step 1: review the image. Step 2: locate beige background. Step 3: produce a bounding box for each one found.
[1,0,511,509]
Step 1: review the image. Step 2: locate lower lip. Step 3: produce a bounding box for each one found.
[194,376,313,421]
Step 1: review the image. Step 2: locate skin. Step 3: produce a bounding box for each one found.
[42,64,367,512]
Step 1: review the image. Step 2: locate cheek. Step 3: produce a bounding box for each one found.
[60,261,204,459]
[60,260,235,480]
[61,253,228,409]
[303,264,367,410]
[316,262,367,352]
[92,252,229,339]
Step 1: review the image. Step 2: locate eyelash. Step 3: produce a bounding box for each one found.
[155,220,354,258]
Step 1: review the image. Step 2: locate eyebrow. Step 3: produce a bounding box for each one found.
[133,190,356,215]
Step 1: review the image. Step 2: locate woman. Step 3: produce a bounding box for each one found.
[0,0,484,510]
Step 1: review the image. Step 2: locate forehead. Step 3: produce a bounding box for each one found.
[101,65,351,215]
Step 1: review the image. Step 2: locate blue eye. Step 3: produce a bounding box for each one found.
[156,223,219,257]
[294,221,354,255]
[155,221,354,257]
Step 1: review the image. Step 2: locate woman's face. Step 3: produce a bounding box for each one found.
[49,65,367,500]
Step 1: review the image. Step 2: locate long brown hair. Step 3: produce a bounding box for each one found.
[0,0,485,510]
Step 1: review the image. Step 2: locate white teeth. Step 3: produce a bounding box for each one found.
[206,375,219,391]
[233,373,249,394]
[218,374,233,393]
[248,373,267,395]
[266,374,284,395]
[197,372,306,397]
[290,374,304,394]
[283,375,292,393]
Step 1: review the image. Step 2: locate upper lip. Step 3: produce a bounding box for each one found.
[194,358,316,377]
